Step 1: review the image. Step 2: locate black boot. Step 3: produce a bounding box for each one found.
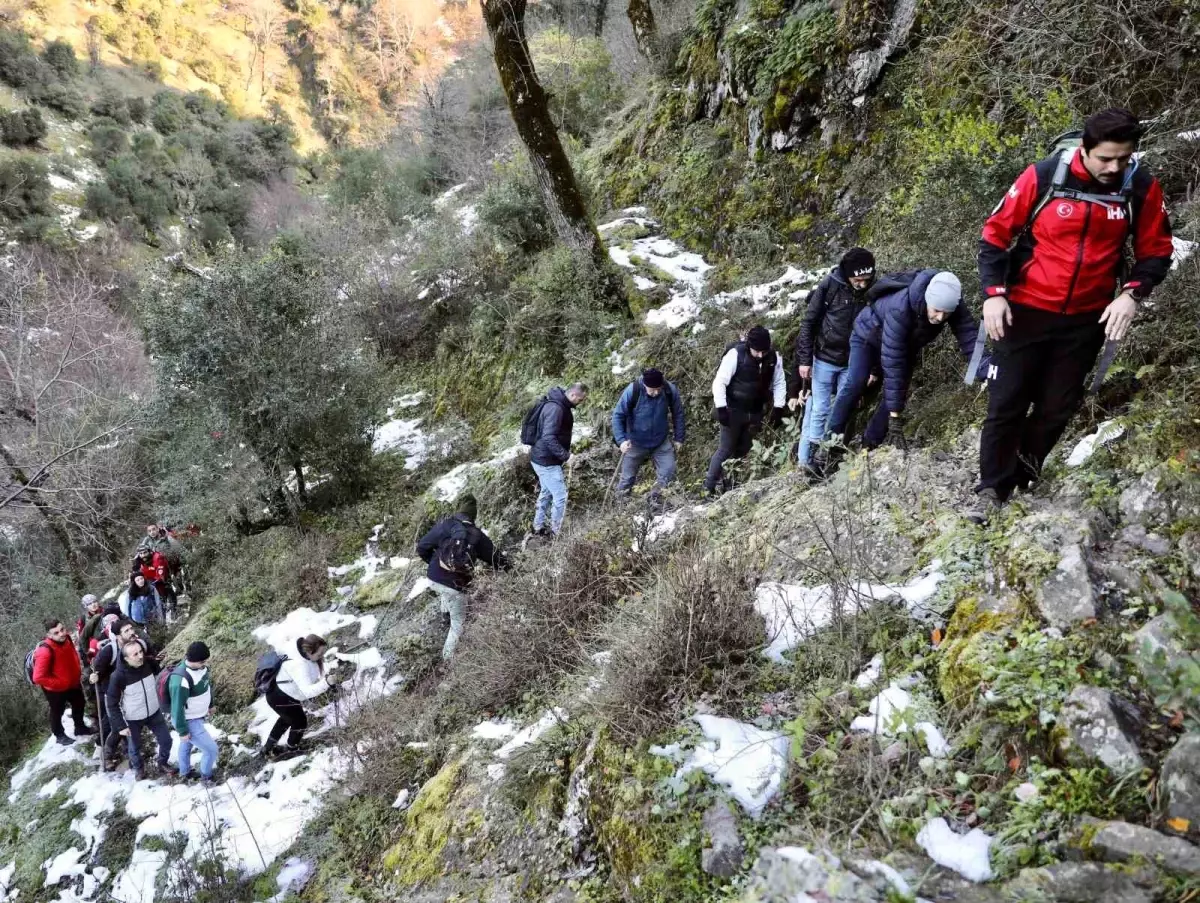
[256,739,278,759]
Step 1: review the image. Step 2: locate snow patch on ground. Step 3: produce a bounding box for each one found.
[429,438,524,501]
[495,709,568,760]
[1172,236,1197,267]
[372,415,430,466]
[252,608,359,653]
[111,849,167,903]
[708,265,823,320]
[915,817,994,882]
[433,183,470,209]
[631,511,682,550]
[472,720,519,741]
[849,680,950,758]
[661,715,789,819]
[258,857,314,903]
[1066,420,1125,466]
[754,562,944,662]
[854,652,883,688]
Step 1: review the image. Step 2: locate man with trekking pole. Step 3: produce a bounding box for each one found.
[611,367,685,508]
[968,108,1174,523]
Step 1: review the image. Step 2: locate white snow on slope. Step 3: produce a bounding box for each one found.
[651,715,788,818]
[754,562,944,663]
[916,817,994,882]
[854,652,883,688]
[472,720,519,741]
[849,680,950,758]
[1172,235,1197,267]
[429,438,524,502]
[1066,420,1125,466]
[708,265,822,320]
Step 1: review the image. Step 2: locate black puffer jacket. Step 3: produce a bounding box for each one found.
[794,269,869,369]
[530,387,575,467]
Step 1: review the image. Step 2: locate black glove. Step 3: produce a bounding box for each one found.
[887,415,907,450]
[716,406,729,425]
[770,407,785,427]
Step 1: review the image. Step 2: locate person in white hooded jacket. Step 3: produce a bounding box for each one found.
[260,634,340,759]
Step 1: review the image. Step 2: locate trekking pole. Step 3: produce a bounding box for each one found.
[95,684,106,773]
[601,452,626,511]
[1089,339,1120,394]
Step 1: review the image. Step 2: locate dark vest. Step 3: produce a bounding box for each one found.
[727,343,775,410]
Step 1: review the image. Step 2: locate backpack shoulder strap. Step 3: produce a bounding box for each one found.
[1013,150,1072,248]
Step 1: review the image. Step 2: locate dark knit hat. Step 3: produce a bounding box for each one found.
[746,325,771,352]
[186,641,210,663]
[456,494,478,522]
[840,247,876,280]
[641,368,664,389]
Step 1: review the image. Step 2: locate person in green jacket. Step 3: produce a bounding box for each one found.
[169,641,217,784]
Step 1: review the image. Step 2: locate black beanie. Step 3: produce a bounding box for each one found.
[840,247,876,280]
[186,641,210,663]
[746,326,771,352]
[456,494,478,522]
[641,368,664,389]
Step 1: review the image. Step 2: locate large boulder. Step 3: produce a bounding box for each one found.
[1089,820,1200,876]
[1163,735,1200,831]
[1119,464,1200,528]
[1006,861,1155,903]
[700,800,744,878]
[1058,686,1144,775]
[1035,543,1096,626]
[1132,613,1194,676]
[740,847,911,902]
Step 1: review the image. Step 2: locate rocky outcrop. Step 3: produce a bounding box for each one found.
[1119,464,1200,527]
[1035,543,1096,626]
[1089,820,1200,876]
[1132,613,1193,674]
[1058,686,1144,775]
[1163,735,1200,830]
[742,846,913,902]
[1006,861,1156,903]
[700,800,744,877]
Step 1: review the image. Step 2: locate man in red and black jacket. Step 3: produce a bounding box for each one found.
[32,619,97,746]
[971,108,1174,520]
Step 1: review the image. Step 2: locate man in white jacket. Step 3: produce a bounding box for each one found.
[704,325,787,496]
[260,634,341,759]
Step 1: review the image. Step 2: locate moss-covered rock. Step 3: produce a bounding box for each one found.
[936,595,1022,706]
[383,756,466,885]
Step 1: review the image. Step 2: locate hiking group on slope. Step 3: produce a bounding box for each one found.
[25,108,1175,777]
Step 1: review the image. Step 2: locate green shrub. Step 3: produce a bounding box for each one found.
[530,28,624,140]
[0,108,47,146]
[85,180,131,220]
[41,39,78,79]
[197,210,230,248]
[330,148,430,225]
[150,90,188,134]
[91,90,133,125]
[127,96,148,123]
[0,30,42,87]
[0,156,52,221]
[476,160,553,254]
[89,118,131,162]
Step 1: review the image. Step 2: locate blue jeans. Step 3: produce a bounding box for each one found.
[617,439,677,494]
[797,359,847,466]
[125,711,172,771]
[824,335,892,448]
[531,462,568,535]
[178,718,218,778]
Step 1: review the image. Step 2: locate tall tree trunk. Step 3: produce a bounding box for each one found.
[627,0,658,60]
[0,443,86,593]
[480,0,603,258]
[593,0,608,38]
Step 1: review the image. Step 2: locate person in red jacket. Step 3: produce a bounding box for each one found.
[32,619,96,746]
[971,108,1174,521]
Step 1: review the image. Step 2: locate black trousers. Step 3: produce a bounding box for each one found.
[978,305,1105,500]
[44,686,87,738]
[705,413,762,490]
[266,686,308,747]
[93,683,124,759]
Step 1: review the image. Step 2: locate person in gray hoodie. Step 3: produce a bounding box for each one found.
[105,639,171,780]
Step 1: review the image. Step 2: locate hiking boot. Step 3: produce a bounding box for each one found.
[103,757,122,771]
[274,744,305,761]
[965,488,1002,525]
[200,775,216,787]
[55,735,73,747]
[134,766,147,781]
[255,742,277,760]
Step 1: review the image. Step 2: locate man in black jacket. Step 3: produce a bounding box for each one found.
[790,248,877,469]
[106,638,170,780]
[87,619,156,768]
[416,495,509,659]
[528,383,588,537]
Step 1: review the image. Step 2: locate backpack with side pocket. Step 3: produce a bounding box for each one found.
[436,517,474,575]
[24,641,49,687]
[520,396,550,446]
[253,650,289,696]
[157,661,193,709]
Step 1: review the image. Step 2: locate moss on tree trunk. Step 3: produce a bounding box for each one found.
[627,0,659,60]
[480,0,603,259]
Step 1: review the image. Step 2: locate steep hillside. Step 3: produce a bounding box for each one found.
[2,0,1200,899]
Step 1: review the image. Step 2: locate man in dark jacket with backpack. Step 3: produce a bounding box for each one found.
[970,108,1174,522]
[790,248,877,469]
[824,269,982,451]
[611,368,685,505]
[106,638,171,780]
[705,326,787,496]
[88,619,153,768]
[416,495,508,659]
[30,619,96,746]
[526,383,589,538]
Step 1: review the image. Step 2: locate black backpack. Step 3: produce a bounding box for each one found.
[520,396,550,445]
[437,517,474,575]
[253,650,289,696]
